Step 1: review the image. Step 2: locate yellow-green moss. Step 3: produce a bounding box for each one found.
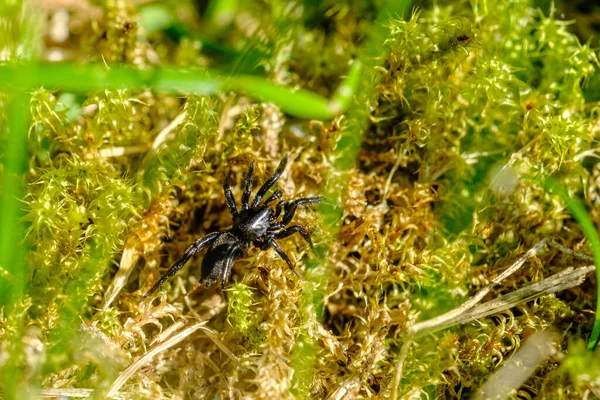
[2,0,600,398]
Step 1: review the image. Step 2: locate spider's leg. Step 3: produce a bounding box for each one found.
[251,156,287,208]
[220,245,240,300]
[253,238,269,250]
[141,232,221,302]
[274,225,315,253]
[269,239,301,278]
[274,200,289,219]
[223,169,238,217]
[264,190,283,206]
[268,196,323,230]
[241,161,255,210]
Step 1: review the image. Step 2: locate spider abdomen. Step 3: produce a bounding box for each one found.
[201,233,241,287]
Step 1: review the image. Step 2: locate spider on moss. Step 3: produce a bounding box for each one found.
[141,156,322,301]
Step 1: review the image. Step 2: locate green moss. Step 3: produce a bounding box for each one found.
[557,339,600,395]
[140,95,220,199]
[3,0,600,398]
[227,283,264,348]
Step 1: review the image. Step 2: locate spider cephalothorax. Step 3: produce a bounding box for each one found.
[141,156,321,301]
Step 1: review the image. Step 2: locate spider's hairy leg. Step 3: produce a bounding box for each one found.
[268,238,301,278]
[224,169,238,216]
[275,225,315,253]
[251,156,287,208]
[241,161,255,210]
[219,245,240,300]
[140,232,220,302]
[269,196,323,230]
[264,189,283,206]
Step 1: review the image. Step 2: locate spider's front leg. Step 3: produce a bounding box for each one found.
[141,232,220,301]
[274,225,315,253]
[241,161,255,210]
[263,190,283,206]
[252,156,287,208]
[223,170,238,217]
[269,196,323,230]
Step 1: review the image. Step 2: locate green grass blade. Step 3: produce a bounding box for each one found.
[543,176,600,349]
[0,62,358,120]
[328,61,363,115]
[227,75,331,119]
[0,91,30,398]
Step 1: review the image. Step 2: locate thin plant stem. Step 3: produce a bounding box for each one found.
[543,176,600,350]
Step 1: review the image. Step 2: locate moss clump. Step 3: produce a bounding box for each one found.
[3,0,600,398]
[227,283,264,348]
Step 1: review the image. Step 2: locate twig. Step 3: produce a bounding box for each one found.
[548,239,595,262]
[408,239,548,336]
[413,264,595,336]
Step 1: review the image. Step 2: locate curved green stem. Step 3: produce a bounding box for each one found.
[543,176,600,350]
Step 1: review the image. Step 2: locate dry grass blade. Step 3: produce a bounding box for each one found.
[105,321,208,398]
[36,388,96,398]
[34,388,126,399]
[326,377,361,400]
[99,145,150,158]
[197,325,243,370]
[412,264,595,336]
[455,265,595,328]
[151,110,187,150]
[103,246,139,309]
[548,239,595,262]
[408,239,548,336]
[476,329,560,399]
[149,319,187,346]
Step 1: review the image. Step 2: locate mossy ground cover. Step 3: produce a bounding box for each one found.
[2,0,600,398]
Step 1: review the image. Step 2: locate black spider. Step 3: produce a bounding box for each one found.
[141,156,321,301]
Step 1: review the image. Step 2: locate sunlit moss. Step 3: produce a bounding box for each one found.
[3,0,600,398]
[140,95,220,199]
[553,339,600,395]
[227,282,264,348]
